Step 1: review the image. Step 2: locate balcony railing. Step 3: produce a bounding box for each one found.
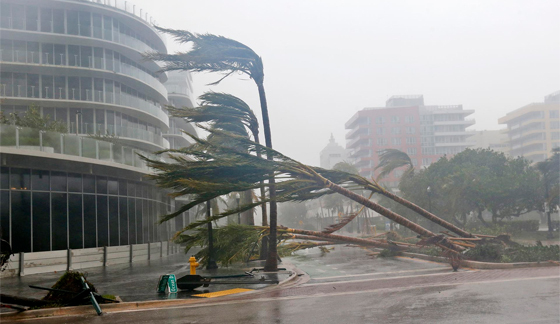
[0,124,169,171]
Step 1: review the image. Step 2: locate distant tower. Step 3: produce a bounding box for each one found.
[320,134,348,169]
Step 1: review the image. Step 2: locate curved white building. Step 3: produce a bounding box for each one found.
[0,0,195,254]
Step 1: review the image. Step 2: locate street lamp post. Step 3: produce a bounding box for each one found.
[235,193,241,224]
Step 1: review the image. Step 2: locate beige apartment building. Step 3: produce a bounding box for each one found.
[498,91,560,163]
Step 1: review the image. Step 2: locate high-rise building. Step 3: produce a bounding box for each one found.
[345,95,475,186]
[498,91,560,163]
[469,130,509,155]
[0,0,195,253]
[319,134,348,169]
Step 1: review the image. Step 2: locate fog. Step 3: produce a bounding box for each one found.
[130,0,560,165]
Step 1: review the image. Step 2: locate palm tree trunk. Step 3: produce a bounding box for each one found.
[255,81,278,271]
[379,191,474,238]
[249,128,269,259]
[320,179,463,253]
[282,228,405,250]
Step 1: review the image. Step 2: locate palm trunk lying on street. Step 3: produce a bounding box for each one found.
[280,227,407,250]
[379,190,474,238]
[312,174,464,253]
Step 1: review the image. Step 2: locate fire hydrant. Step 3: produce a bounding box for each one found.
[189,256,199,275]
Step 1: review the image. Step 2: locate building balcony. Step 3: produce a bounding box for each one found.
[433,118,475,126]
[0,124,169,172]
[0,90,169,129]
[0,60,167,103]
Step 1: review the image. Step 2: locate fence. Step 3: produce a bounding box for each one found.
[1,241,182,278]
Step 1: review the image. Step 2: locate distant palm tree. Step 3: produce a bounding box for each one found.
[375,148,415,180]
[146,30,279,270]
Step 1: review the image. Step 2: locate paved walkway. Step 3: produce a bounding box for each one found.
[0,252,292,303]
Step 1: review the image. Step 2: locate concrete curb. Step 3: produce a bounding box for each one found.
[400,252,560,269]
[0,264,301,321]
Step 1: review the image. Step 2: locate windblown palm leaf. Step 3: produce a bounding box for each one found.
[146,28,264,85]
[375,149,415,180]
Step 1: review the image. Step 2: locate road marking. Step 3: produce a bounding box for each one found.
[193,288,253,298]
[311,267,454,281]
[304,270,463,286]
[106,275,559,316]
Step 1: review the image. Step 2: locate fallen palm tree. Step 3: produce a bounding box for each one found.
[144,128,466,257]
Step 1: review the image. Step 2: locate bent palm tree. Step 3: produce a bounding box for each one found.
[375,149,415,180]
[168,92,267,226]
[146,31,279,270]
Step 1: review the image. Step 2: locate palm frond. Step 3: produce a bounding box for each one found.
[375,149,414,180]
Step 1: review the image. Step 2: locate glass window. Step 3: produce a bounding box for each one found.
[93,47,103,69]
[1,191,9,244]
[103,16,112,41]
[40,8,52,33]
[10,168,30,190]
[27,74,39,98]
[143,200,149,242]
[55,108,67,125]
[54,44,65,66]
[105,80,113,104]
[1,167,9,189]
[83,175,95,193]
[52,193,67,250]
[97,195,108,246]
[80,77,92,101]
[25,6,38,31]
[119,197,128,245]
[0,40,13,62]
[108,177,118,195]
[54,76,66,100]
[41,43,54,64]
[27,41,39,64]
[97,176,107,194]
[11,4,24,30]
[68,45,79,67]
[0,3,11,29]
[135,198,143,243]
[128,198,136,244]
[68,173,82,192]
[41,75,54,99]
[94,78,103,102]
[92,13,102,39]
[95,109,105,134]
[12,191,31,252]
[68,76,79,100]
[13,40,26,63]
[109,196,119,246]
[31,169,49,191]
[78,11,91,37]
[69,193,83,249]
[80,46,92,68]
[104,49,113,71]
[82,108,94,133]
[51,171,67,192]
[83,194,96,247]
[53,9,64,33]
[33,192,50,252]
[67,10,79,35]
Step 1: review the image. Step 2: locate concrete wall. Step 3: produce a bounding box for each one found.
[1,241,182,278]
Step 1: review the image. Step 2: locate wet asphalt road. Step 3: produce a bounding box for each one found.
[3,246,560,323]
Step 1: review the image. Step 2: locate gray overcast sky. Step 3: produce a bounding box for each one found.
[131,0,559,165]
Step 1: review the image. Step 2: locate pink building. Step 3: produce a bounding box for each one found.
[345,95,475,187]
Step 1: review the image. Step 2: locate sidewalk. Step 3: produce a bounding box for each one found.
[0,251,294,304]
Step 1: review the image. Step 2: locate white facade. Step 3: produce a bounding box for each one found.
[320,134,348,169]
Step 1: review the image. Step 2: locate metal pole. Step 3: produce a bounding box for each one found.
[206,200,218,269]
